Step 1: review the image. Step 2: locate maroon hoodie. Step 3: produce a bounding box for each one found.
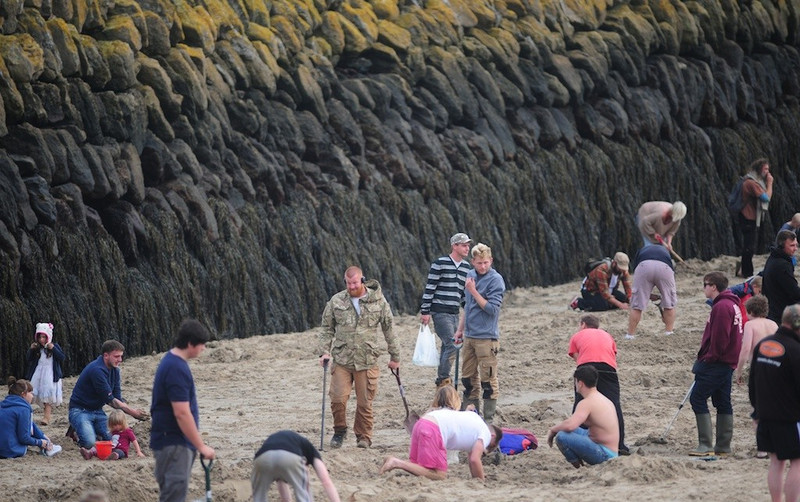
[697,289,744,368]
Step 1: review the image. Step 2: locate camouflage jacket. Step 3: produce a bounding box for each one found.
[318,279,399,371]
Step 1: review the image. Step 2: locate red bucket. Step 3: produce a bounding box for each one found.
[95,441,112,460]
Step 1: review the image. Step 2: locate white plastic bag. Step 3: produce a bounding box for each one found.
[412,324,439,367]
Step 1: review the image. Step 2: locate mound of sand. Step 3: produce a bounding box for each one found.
[6,255,775,501]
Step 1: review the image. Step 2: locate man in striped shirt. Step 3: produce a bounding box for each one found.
[420,233,472,387]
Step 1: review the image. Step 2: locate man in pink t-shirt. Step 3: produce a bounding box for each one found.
[568,315,629,455]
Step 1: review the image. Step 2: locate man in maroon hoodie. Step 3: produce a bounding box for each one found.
[689,271,743,457]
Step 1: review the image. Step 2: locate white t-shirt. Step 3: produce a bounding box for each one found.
[426,408,491,451]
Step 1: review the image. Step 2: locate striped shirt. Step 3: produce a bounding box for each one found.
[420,256,471,314]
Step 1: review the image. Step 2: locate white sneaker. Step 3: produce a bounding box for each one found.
[624,334,636,340]
[664,331,674,336]
[44,444,62,457]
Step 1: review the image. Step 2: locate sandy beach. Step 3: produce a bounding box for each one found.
[4,254,777,502]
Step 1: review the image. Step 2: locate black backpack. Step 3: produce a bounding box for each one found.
[727,176,746,216]
[584,257,611,275]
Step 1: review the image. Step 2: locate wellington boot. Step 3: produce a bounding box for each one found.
[714,414,734,456]
[689,413,715,456]
[462,398,480,413]
[483,399,497,424]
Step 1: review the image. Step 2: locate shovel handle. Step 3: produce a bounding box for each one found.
[391,368,411,416]
[200,456,213,501]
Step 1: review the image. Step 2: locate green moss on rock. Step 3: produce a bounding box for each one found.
[368,0,400,21]
[203,0,245,34]
[101,15,144,52]
[0,33,44,83]
[174,0,218,54]
[242,0,271,27]
[97,39,137,91]
[270,15,304,54]
[317,11,345,57]
[46,17,81,77]
[377,19,412,52]
[335,11,370,55]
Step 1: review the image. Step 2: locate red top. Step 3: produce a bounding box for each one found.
[112,428,137,455]
[568,328,618,368]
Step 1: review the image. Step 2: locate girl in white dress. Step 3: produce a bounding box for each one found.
[25,323,65,425]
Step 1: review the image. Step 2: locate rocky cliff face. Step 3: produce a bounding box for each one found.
[2,0,800,377]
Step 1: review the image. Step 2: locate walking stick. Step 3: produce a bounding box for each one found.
[320,359,329,451]
[660,381,696,441]
[453,338,463,390]
[200,456,213,502]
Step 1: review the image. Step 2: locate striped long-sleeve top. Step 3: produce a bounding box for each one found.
[420,256,471,315]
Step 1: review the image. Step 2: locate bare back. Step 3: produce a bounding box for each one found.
[738,317,779,370]
[578,389,619,453]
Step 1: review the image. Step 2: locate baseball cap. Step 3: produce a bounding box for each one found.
[450,233,472,245]
[613,252,630,271]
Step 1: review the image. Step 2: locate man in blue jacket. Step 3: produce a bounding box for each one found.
[689,272,743,456]
[68,340,149,448]
[454,243,506,423]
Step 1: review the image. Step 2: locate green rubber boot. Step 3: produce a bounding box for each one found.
[689,413,714,456]
[714,414,734,456]
[462,398,480,412]
[483,399,497,424]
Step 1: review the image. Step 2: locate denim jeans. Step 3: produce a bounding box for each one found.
[68,407,110,448]
[555,428,617,465]
[690,360,734,414]
[432,312,459,384]
[574,363,626,450]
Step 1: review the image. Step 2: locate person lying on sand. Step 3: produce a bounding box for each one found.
[380,386,501,480]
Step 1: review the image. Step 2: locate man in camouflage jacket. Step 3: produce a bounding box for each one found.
[318,266,400,449]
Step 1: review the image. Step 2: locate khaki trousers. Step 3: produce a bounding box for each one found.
[329,364,379,443]
[460,337,500,400]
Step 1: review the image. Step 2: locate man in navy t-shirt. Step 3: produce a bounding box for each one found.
[150,319,215,502]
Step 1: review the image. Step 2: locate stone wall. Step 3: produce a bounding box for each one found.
[1,0,800,377]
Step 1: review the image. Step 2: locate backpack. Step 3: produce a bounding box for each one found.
[498,427,538,455]
[584,257,611,275]
[727,176,746,216]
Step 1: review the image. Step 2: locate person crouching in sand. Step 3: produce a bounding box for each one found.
[548,365,619,468]
[380,386,501,480]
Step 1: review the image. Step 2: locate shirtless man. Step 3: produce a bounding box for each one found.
[379,393,502,480]
[547,365,619,467]
[736,295,778,385]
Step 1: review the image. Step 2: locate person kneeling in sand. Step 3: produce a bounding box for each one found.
[252,430,340,502]
[548,366,619,468]
[380,386,502,480]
